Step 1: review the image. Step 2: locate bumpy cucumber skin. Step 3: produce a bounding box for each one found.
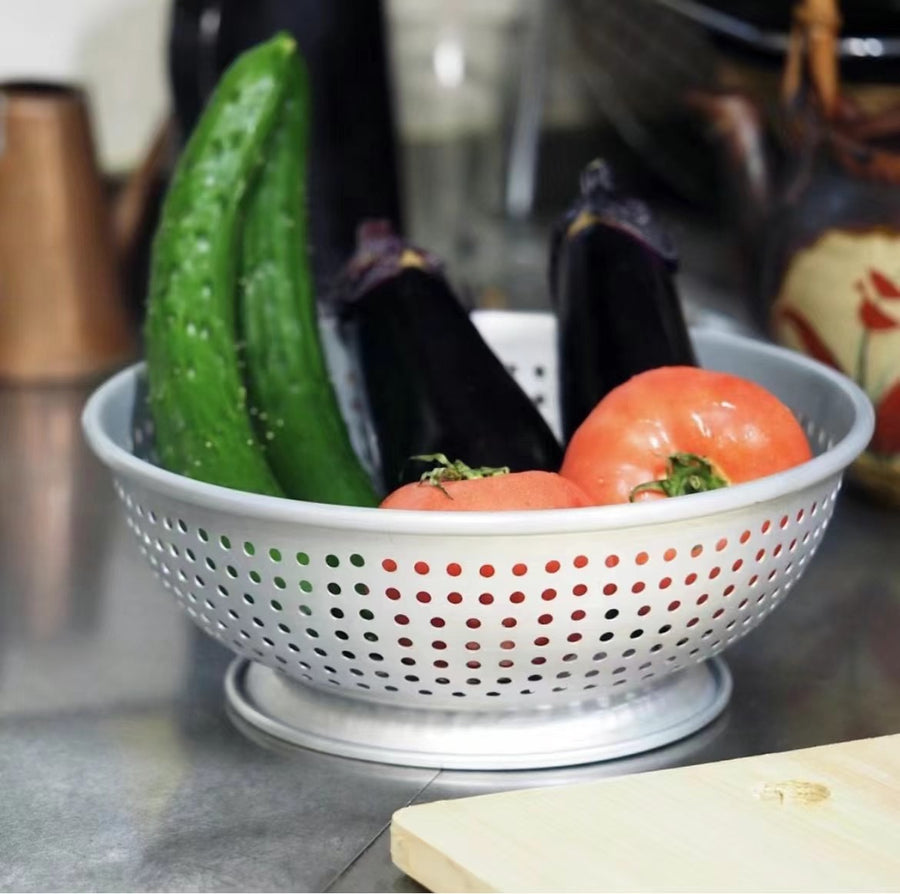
[239,55,378,506]
[144,34,294,495]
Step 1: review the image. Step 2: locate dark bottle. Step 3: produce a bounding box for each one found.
[167,0,404,294]
[550,159,696,441]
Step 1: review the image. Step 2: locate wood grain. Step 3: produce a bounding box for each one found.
[392,734,900,892]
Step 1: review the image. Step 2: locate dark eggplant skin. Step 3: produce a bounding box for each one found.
[550,160,696,442]
[332,221,563,491]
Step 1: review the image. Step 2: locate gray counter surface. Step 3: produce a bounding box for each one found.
[2,317,899,892]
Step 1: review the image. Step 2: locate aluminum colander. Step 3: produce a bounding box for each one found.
[82,311,874,769]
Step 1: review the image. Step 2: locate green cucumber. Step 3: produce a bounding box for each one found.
[238,54,378,506]
[144,33,295,495]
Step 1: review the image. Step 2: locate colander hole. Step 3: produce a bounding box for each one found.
[297,552,310,565]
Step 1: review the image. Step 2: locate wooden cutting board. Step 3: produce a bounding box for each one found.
[391,734,900,892]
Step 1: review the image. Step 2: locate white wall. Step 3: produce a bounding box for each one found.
[0,0,172,173]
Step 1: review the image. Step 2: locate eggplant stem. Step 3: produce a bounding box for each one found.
[630,452,729,501]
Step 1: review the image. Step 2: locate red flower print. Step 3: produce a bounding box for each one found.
[859,298,900,331]
[775,307,843,371]
[869,269,900,300]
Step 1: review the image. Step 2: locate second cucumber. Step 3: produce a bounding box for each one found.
[238,52,378,506]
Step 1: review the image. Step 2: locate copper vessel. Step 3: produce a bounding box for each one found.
[0,85,163,382]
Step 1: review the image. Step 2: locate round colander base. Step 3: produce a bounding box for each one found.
[224,655,732,770]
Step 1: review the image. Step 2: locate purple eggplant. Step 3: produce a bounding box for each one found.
[550,160,696,441]
[331,221,563,491]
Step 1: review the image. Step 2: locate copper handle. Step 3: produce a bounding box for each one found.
[781,0,842,120]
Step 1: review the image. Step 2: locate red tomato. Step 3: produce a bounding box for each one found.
[380,456,592,511]
[560,366,813,505]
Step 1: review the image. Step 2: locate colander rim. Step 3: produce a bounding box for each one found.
[82,328,875,536]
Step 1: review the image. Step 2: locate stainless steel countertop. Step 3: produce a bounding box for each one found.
[2,306,900,891]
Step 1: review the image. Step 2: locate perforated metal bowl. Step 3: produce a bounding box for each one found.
[82,312,873,768]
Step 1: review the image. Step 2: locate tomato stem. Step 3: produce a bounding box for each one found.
[630,452,729,501]
[410,453,509,497]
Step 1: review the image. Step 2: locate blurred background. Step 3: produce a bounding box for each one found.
[4,0,900,342]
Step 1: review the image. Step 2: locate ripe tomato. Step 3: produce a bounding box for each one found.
[560,366,813,505]
[380,455,591,511]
